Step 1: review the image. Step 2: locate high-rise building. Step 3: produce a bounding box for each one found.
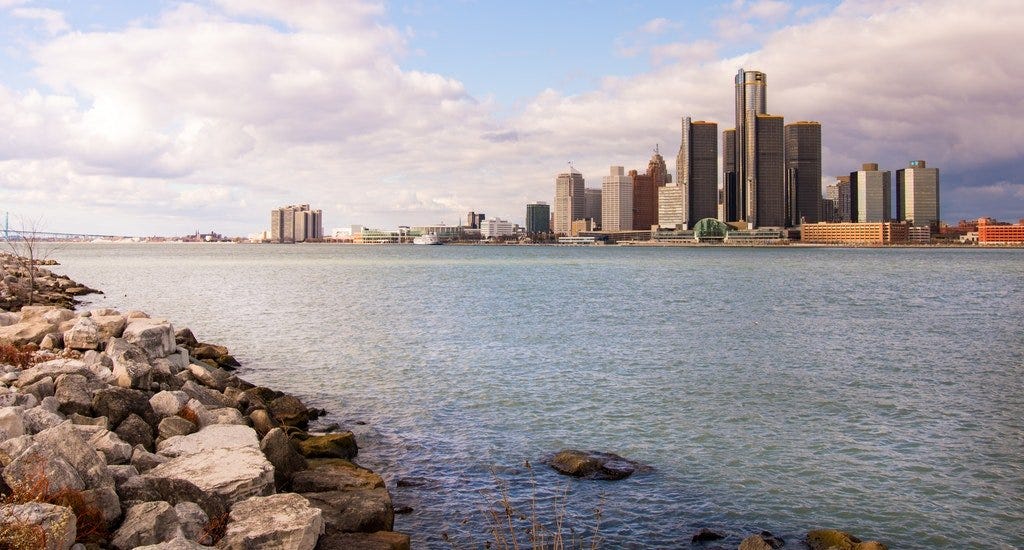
[896,160,940,231]
[784,121,822,226]
[722,128,740,222]
[850,163,891,223]
[585,188,603,228]
[729,69,768,225]
[647,147,671,186]
[658,184,685,227]
[466,211,477,229]
[630,170,657,230]
[676,117,718,227]
[526,202,551,234]
[269,204,323,243]
[553,169,585,235]
[753,114,785,227]
[601,166,633,231]
[826,176,852,222]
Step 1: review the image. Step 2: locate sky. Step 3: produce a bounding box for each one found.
[0,0,1022,235]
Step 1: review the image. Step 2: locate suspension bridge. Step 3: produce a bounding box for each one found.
[2,212,138,242]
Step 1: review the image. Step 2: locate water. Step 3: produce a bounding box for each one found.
[49,244,1024,548]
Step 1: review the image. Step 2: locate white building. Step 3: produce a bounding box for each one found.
[479,218,514,238]
[658,184,686,228]
[852,163,891,223]
[601,166,633,231]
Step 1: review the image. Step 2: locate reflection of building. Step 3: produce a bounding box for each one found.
[526,202,551,234]
[896,160,940,231]
[850,163,891,223]
[554,169,585,235]
[584,189,602,228]
[676,117,718,226]
[784,121,822,225]
[801,221,909,244]
[270,204,323,243]
[978,217,1024,244]
[601,166,633,231]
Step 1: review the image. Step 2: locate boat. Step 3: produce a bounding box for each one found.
[412,234,442,245]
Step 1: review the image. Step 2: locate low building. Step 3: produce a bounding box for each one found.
[557,236,598,245]
[801,222,910,244]
[725,228,786,244]
[354,229,401,244]
[479,218,514,238]
[412,224,461,240]
[978,217,1024,244]
[571,219,595,236]
[578,230,652,243]
[652,225,696,243]
[908,226,931,244]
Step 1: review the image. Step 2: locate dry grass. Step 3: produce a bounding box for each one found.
[197,512,230,545]
[177,406,201,426]
[0,343,38,369]
[0,454,109,546]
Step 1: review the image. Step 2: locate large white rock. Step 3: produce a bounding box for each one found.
[106,338,153,390]
[144,446,275,510]
[92,314,127,341]
[0,502,77,550]
[150,390,189,418]
[219,493,324,550]
[0,406,25,439]
[15,359,91,389]
[110,501,184,550]
[123,318,176,359]
[157,424,260,458]
[0,320,56,346]
[63,317,102,351]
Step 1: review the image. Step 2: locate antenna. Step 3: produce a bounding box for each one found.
[654,144,660,155]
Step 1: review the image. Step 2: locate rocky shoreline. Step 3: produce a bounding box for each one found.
[0,259,407,549]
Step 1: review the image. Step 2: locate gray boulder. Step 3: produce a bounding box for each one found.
[141,446,275,518]
[92,313,127,341]
[15,359,90,388]
[110,501,184,550]
[131,445,169,473]
[107,338,154,390]
[219,493,324,550]
[134,536,208,549]
[0,319,57,346]
[260,427,307,490]
[187,362,231,392]
[301,488,394,534]
[197,407,245,427]
[85,428,133,465]
[115,413,155,451]
[150,390,189,418]
[173,501,208,541]
[123,318,176,359]
[0,502,76,550]
[92,387,155,427]
[157,424,259,458]
[63,317,102,351]
[158,416,197,441]
[0,406,25,439]
[4,446,86,493]
[54,374,94,417]
[22,376,56,401]
[22,406,65,434]
[180,380,234,409]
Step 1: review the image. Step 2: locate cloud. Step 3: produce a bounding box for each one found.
[10,7,69,35]
[0,0,1022,235]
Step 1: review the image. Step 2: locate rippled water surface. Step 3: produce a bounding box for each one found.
[50,244,1024,549]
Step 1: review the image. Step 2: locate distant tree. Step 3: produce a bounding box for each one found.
[2,216,62,306]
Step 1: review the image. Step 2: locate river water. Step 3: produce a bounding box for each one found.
[49,244,1024,549]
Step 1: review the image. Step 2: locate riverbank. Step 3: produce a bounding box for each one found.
[0,261,408,549]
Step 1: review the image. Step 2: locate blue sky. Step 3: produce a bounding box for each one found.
[0,0,1021,234]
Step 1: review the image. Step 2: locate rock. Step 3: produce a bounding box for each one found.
[158,416,197,440]
[316,531,411,550]
[40,308,75,325]
[150,390,189,418]
[32,422,115,489]
[131,445,169,473]
[40,332,63,350]
[22,376,56,401]
[302,488,394,534]
[86,428,133,465]
[238,386,281,413]
[0,407,25,439]
[54,374,94,417]
[0,502,77,550]
[108,464,140,488]
[142,446,275,517]
[187,362,231,392]
[92,387,156,427]
[296,432,358,460]
[69,413,108,428]
[92,314,127,341]
[0,311,18,327]
[63,317,102,351]
[123,319,176,360]
[110,501,184,550]
[739,531,785,550]
[134,537,208,549]
[219,493,324,550]
[22,406,65,433]
[260,428,307,490]
[14,360,85,388]
[180,380,234,409]
[39,396,60,413]
[115,413,155,451]
[125,310,150,320]
[806,529,887,550]
[107,338,154,390]
[0,435,34,466]
[692,528,726,542]
[4,447,86,493]
[292,459,384,493]
[197,407,245,427]
[174,328,199,348]
[0,320,57,346]
[547,449,640,480]
[249,409,276,437]
[268,395,309,428]
[173,501,208,541]
[157,424,260,458]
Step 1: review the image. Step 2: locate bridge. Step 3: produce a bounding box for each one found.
[2,212,137,241]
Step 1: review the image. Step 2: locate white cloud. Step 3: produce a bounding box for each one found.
[10,7,69,35]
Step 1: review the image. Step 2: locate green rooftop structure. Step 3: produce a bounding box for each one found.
[692,218,729,242]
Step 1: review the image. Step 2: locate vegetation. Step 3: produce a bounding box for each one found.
[0,343,38,369]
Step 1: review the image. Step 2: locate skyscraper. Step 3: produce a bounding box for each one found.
[630,169,657,230]
[850,163,891,223]
[554,169,585,235]
[658,185,685,227]
[722,128,740,222]
[827,176,852,222]
[732,69,767,225]
[601,166,633,231]
[784,121,822,225]
[754,114,785,227]
[270,204,322,243]
[676,117,718,226]
[526,202,551,234]
[896,160,940,230]
[584,188,603,228]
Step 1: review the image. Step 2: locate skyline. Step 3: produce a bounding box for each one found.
[0,1,1022,235]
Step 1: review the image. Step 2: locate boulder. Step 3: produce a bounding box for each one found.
[547,449,640,480]
[110,501,184,550]
[739,531,786,550]
[63,317,102,351]
[0,320,57,346]
[249,409,276,437]
[131,445,169,473]
[187,362,231,392]
[31,422,115,489]
[174,328,199,349]
[158,416,197,440]
[22,406,65,433]
[260,428,307,490]
[92,387,156,427]
[806,529,887,550]
[219,493,324,550]
[142,446,275,517]
[197,407,245,427]
[134,536,208,549]
[316,531,411,550]
[123,319,176,360]
[108,464,140,489]
[0,407,25,439]
[293,459,384,494]
[0,502,77,550]
[0,435,34,466]
[692,528,726,542]
[0,311,18,327]
[54,374,94,417]
[173,501,208,541]
[107,338,154,390]
[268,395,309,428]
[15,359,91,389]
[116,413,155,451]
[180,381,234,409]
[157,424,260,458]
[92,314,127,341]
[39,332,63,350]
[301,488,394,534]
[85,428,133,465]
[22,376,56,402]
[4,447,86,493]
[150,390,189,418]
[296,432,358,460]
[69,413,108,429]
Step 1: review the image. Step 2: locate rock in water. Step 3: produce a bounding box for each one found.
[806,529,888,550]
[547,449,640,480]
[218,493,325,550]
[692,527,726,542]
[739,531,785,550]
[296,432,358,460]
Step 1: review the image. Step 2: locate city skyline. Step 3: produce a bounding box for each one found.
[0,1,1021,234]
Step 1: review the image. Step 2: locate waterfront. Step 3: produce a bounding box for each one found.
[50,243,1024,549]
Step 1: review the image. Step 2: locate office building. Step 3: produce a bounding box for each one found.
[270,204,323,243]
[676,117,718,227]
[978,217,1024,244]
[722,128,740,222]
[554,169,585,235]
[526,202,551,234]
[784,121,822,225]
[585,188,603,228]
[630,170,657,230]
[601,166,633,231]
[826,176,852,222]
[753,114,786,227]
[896,160,940,231]
[820,198,837,222]
[801,221,909,244]
[850,163,891,223]
[479,218,514,238]
[658,185,686,228]
[647,146,671,185]
[725,68,768,225]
